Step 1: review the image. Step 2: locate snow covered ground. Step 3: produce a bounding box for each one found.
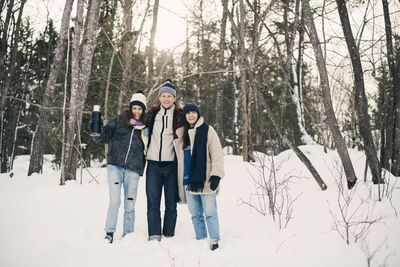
[1,145,399,267]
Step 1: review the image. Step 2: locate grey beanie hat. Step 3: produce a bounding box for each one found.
[158,78,176,97]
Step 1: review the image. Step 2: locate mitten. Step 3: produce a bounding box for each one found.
[209,175,221,191]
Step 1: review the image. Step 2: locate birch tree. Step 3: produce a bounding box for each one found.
[61,0,100,184]
[283,0,311,143]
[147,0,159,88]
[222,0,252,161]
[215,0,228,138]
[28,0,75,176]
[117,0,134,113]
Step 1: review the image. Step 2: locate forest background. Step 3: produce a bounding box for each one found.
[0,0,400,187]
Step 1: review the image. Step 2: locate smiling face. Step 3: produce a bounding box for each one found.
[185,111,199,127]
[158,92,176,109]
[131,105,143,120]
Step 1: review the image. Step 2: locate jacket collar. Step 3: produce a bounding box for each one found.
[191,117,204,129]
[160,105,174,114]
[134,125,146,130]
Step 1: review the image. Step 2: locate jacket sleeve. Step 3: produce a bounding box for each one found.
[92,116,118,144]
[207,126,225,179]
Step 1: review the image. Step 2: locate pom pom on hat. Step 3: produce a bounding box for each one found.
[158,79,176,97]
[129,90,147,111]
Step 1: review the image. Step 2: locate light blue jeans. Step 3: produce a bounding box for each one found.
[184,186,220,241]
[105,164,140,236]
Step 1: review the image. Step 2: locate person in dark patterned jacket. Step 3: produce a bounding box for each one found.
[90,90,148,244]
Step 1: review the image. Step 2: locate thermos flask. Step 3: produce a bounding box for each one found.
[91,105,102,134]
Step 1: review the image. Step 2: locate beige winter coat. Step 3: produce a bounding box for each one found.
[173,117,225,204]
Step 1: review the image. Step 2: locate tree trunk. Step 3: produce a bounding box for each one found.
[147,0,159,88]
[215,0,228,139]
[238,0,250,162]
[303,0,357,189]
[336,0,382,184]
[222,0,255,160]
[0,0,14,92]
[61,0,84,184]
[0,0,6,14]
[393,44,400,176]
[61,0,100,184]
[286,0,310,143]
[297,6,305,130]
[381,0,400,176]
[118,0,134,113]
[28,0,75,176]
[0,0,26,173]
[256,89,327,190]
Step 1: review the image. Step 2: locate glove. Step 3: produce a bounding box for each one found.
[209,175,221,191]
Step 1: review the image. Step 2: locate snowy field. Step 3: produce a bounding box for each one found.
[1,145,399,267]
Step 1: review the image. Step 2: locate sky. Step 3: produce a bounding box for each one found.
[23,0,190,51]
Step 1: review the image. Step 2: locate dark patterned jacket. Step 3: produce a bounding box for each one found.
[92,115,148,175]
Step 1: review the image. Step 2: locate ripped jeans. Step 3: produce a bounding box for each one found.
[105,164,140,236]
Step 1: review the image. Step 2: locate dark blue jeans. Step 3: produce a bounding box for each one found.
[146,160,178,238]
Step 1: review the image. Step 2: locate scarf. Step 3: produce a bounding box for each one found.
[188,122,209,192]
[129,118,144,126]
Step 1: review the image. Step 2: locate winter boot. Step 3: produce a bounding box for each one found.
[210,240,219,251]
[105,232,114,243]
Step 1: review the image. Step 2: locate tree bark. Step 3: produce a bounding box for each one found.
[380,0,394,172]
[297,6,305,129]
[147,0,159,88]
[28,0,75,176]
[238,0,250,162]
[0,0,14,93]
[393,43,400,176]
[336,0,382,184]
[61,0,100,184]
[118,0,134,113]
[61,0,84,184]
[215,0,228,139]
[381,0,400,176]
[0,0,26,173]
[285,0,310,142]
[302,0,357,189]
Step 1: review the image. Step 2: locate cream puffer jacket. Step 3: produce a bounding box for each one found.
[173,117,225,204]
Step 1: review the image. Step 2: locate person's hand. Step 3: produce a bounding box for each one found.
[89,120,94,133]
[89,119,102,136]
[209,176,221,191]
[90,111,102,135]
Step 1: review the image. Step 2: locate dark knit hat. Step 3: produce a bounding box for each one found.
[129,90,147,111]
[158,79,176,97]
[183,103,201,117]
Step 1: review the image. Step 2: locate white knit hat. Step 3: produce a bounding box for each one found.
[129,90,147,110]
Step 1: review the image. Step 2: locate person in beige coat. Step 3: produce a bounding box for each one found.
[173,103,225,251]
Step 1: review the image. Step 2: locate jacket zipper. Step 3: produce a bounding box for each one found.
[159,109,167,161]
[124,127,135,166]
